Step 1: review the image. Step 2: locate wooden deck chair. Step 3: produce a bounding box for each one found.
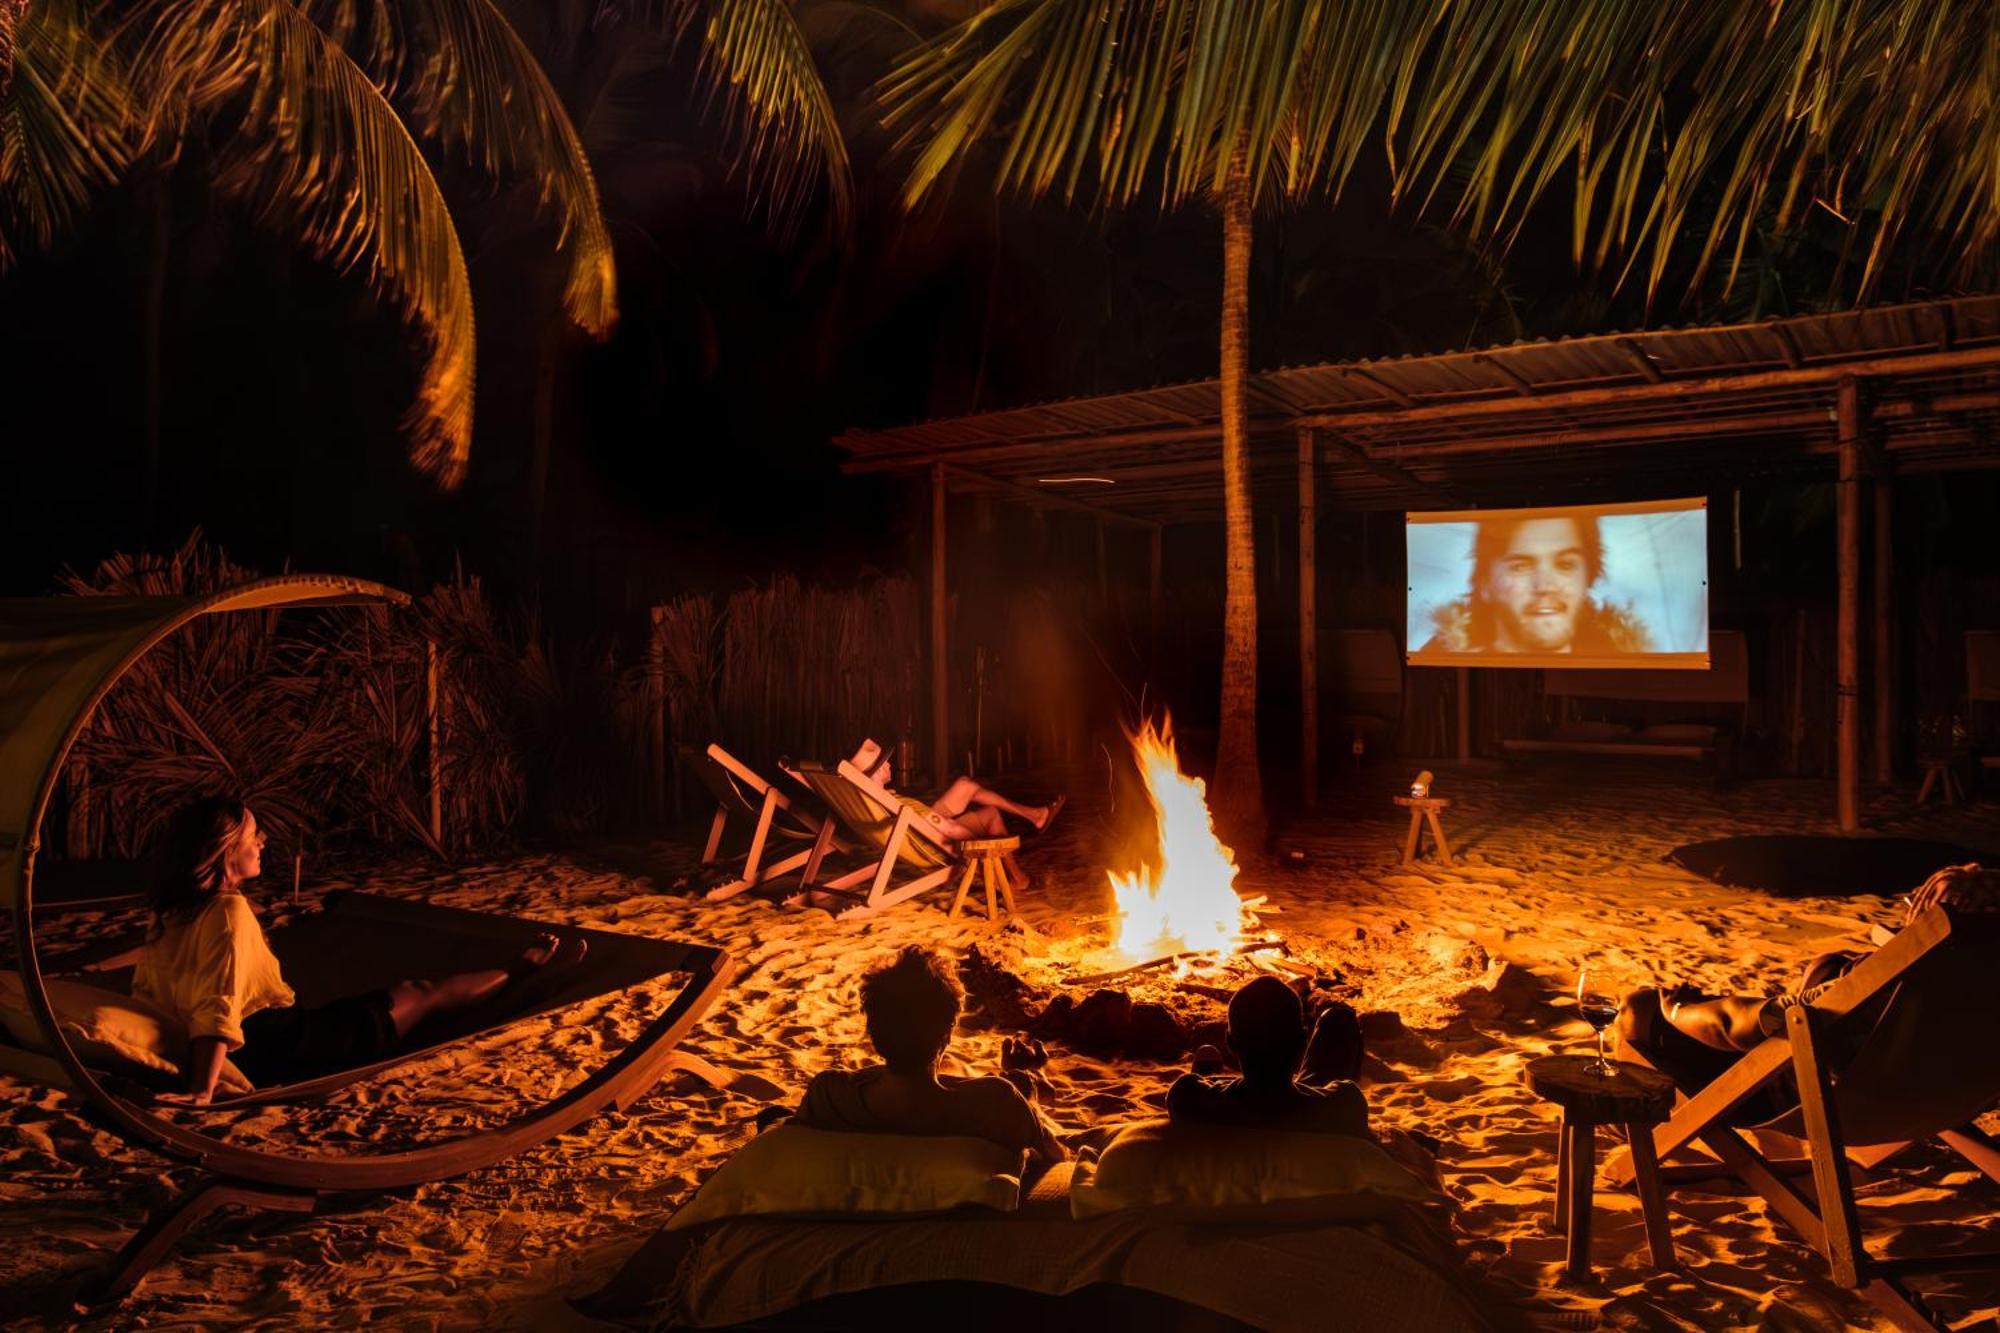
[787,760,965,920]
[1604,905,2000,1332]
[685,743,845,902]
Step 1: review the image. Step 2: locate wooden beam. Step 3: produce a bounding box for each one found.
[931,463,949,787]
[1614,337,1665,383]
[942,462,1156,529]
[1297,428,1319,810]
[1319,434,1458,503]
[1873,472,1894,785]
[1472,351,1538,395]
[1293,344,2000,432]
[1341,366,1417,407]
[1770,321,1806,369]
[1837,379,1864,832]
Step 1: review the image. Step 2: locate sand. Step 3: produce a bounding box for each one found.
[2,760,1996,1331]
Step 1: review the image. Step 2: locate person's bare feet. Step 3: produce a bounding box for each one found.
[505,932,588,986]
[1030,794,1066,832]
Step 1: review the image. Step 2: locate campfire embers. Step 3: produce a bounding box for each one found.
[1103,718,1256,964]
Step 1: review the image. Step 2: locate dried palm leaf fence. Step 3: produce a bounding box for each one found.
[44,536,658,869]
[648,577,919,815]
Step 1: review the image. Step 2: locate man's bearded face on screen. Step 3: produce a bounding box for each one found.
[1478,517,1593,652]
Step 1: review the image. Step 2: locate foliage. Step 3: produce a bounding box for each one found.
[878,0,2000,303]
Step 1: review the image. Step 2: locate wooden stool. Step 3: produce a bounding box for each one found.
[1916,756,1964,806]
[1525,1055,1678,1282]
[948,837,1022,920]
[1393,795,1453,865]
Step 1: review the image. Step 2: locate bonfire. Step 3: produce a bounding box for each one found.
[1106,718,1247,963]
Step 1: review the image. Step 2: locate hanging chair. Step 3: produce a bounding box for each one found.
[0,576,738,1302]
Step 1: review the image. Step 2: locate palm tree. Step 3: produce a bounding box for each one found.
[877,0,1998,843]
[1,0,852,490]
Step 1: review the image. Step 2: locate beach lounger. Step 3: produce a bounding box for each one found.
[684,743,844,902]
[1604,904,2000,1332]
[0,578,742,1301]
[787,760,985,920]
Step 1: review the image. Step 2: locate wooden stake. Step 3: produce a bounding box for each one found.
[1873,473,1894,785]
[1297,427,1319,809]
[931,462,949,787]
[425,638,443,846]
[1837,379,1863,832]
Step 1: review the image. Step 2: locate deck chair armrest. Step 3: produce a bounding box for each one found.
[1807,905,1955,1022]
[706,744,795,812]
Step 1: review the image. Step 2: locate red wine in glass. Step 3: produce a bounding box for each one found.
[1576,967,1620,1077]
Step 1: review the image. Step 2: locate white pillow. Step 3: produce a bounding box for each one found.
[0,971,253,1095]
[1070,1118,1437,1222]
[667,1125,1025,1230]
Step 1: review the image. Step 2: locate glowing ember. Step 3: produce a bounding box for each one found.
[1107,717,1245,960]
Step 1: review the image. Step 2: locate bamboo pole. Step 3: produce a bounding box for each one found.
[425,639,443,846]
[1873,474,1894,785]
[1457,668,1472,763]
[1837,379,1864,832]
[1297,427,1319,809]
[931,463,949,787]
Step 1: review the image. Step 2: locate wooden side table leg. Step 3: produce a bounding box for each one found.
[1563,1121,1596,1282]
[1402,810,1422,864]
[948,862,978,918]
[996,858,1018,916]
[1426,809,1453,865]
[1554,1111,1571,1233]
[1627,1122,1677,1269]
[1917,766,1938,805]
[982,857,1000,920]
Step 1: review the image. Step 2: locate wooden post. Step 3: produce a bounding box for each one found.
[1837,378,1863,831]
[648,604,668,819]
[1872,472,1894,785]
[1456,667,1472,763]
[930,463,949,787]
[1297,427,1319,808]
[424,638,443,846]
[1149,525,1164,672]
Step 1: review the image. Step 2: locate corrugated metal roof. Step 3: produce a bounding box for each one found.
[836,295,2000,523]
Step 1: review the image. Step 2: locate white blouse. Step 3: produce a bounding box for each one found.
[132,892,296,1048]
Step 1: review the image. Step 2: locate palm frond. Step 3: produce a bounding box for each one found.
[880,0,1999,302]
[687,0,853,235]
[309,0,617,335]
[135,0,476,486]
[0,0,141,267]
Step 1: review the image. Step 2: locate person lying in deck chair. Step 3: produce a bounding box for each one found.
[779,947,1069,1164]
[1168,977,1371,1137]
[1617,863,2000,1117]
[848,739,1064,843]
[84,796,587,1103]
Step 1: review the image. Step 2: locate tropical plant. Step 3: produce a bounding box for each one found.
[3,0,859,489]
[878,0,2000,838]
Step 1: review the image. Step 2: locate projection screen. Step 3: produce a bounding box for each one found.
[1406,497,1709,669]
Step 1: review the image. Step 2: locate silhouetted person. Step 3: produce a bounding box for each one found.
[1167,977,1369,1137]
[789,947,1068,1162]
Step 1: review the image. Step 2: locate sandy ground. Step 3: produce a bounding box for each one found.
[2,760,1997,1331]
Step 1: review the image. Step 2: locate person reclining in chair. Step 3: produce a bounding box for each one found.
[785,947,1068,1164]
[848,739,1064,843]
[1617,863,1999,1116]
[81,795,588,1102]
[1167,976,1370,1137]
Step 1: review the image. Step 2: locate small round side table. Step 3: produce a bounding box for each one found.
[1393,794,1453,865]
[947,836,1021,920]
[1524,1055,1678,1282]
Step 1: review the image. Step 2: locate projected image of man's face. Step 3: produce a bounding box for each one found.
[1482,517,1591,652]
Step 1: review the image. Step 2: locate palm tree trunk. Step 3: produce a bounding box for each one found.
[1214,147,1265,847]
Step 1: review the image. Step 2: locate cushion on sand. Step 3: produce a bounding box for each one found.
[1070,1119,1437,1222]
[667,1125,1026,1230]
[1548,720,1634,741]
[0,972,253,1094]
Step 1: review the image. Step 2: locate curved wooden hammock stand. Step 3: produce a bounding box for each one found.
[0,578,737,1302]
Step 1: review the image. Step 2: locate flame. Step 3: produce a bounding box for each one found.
[1107,717,1244,960]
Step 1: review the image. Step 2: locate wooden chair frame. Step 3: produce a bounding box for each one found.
[689,744,841,902]
[790,760,964,920]
[1604,906,2000,1331]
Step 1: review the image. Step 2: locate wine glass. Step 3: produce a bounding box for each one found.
[1575,967,1620,1078]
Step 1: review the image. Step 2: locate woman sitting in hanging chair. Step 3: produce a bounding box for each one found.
[113,795,585,1102]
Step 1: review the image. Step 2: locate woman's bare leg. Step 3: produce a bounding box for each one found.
[384,932,583,1038]
[930,777,1052,828]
